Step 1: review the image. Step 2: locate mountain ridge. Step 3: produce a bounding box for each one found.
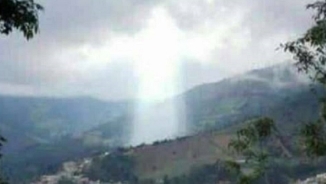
[2,63,325,183]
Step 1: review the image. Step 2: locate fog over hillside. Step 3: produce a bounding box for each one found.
[129,63,317,145]
[231,63,310,87]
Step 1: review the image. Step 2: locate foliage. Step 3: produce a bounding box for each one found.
[83,150,138,183]
[0,178,7,184]
[57,176,76,184]
[227,117,276,184]
[0,0,43,39]
[283,0,326,160]
[282,0,326,85]
[138,157,326,184]
[0,1,43,183]
[300,121,326,157]
[0,136,5,159]
[0,136,7,184]
[158,161,233,184]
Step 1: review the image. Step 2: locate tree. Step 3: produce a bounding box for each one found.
[83,151,138,183]
[0,136,5,158]
[0,136,6,184]
[0,0,43,39]
[283,0,326,158]
[282,1,326,85]
[227,117,276,184]
[226,1,326,182]
[0,1,43,183]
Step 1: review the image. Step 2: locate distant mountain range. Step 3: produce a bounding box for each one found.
[1,63,319,150]
[0,96,132,153]
[43,64,325,184]
[0,96,133,182]
[1,63,324,183]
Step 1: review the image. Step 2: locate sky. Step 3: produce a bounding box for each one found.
[0,0,315,101]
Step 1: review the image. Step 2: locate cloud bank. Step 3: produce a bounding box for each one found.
[0,0,314,100]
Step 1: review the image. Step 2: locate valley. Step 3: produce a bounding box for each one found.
[0,64,324,183]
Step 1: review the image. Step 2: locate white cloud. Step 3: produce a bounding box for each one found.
[0,0,316,100]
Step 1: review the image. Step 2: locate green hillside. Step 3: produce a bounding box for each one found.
[179,64,321,135]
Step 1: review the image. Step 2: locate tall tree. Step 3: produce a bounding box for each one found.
[283,0,326,158]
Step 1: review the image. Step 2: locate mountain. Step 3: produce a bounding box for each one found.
[179,63,321,135]
[129,63,322,145]
[67,63,325,183]
[0,96,133,182]
[0,96,130,153]
[4,63,325,183]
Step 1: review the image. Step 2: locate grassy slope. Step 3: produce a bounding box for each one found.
[129,132,232,180]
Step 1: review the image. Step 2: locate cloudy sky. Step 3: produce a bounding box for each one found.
[0,0,314,101]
